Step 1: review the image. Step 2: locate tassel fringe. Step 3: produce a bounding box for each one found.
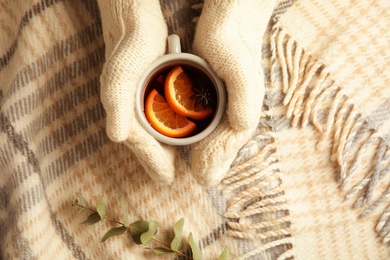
[223,133,294,259]
[271,26,390,243]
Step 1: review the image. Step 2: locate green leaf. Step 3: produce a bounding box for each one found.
[78,195,87,208]
[81,212,101,225]
[76,206,88,216]
[129,221,149,244]
[140,221,158,246]
[218,248,230,260]
[96,197,106,220]
[170,218,184,251]
[73,196,88,216]
[188,232,202,260]
[101,226,127,242]
[151,247,175,255]
[120,196,129,227]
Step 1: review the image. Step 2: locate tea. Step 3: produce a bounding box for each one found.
[144,64,218,138]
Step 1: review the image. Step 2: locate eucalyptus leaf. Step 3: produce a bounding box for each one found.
[96,197,106,220]
[76,206,88,216]
[170,218,184,251]
[188,233,202,260]
[119,196,129,227]
[151,247,175,255]
[81,212,101,225]
[140,221,158,246]
[101,226,127,242]
[78,195,87,207]
[129,221,149,244]
[218,248,230,260]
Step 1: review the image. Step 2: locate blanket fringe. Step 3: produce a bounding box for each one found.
[271,26,390,243]
[223,133,294,259]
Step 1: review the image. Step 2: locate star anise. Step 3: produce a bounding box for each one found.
[190,84,212,109]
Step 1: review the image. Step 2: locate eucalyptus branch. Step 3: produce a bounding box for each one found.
[71,196,230,260]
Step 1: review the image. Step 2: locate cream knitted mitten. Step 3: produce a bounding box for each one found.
[191,0,276,186]
[98,0,175,184]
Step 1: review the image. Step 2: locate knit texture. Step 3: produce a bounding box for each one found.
[99,0,167,142]
[191,0,278,187]
[193,0,275,131]
[98,0,175,184]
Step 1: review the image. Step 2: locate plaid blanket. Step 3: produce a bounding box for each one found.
[1,0,389,259]
[269,0,390,258]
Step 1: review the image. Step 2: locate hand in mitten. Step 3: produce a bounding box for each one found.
[191,0,277,186]
[98,0,175,184]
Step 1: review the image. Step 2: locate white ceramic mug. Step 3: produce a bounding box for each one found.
[135,34,226,146]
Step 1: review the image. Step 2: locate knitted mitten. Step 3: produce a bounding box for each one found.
[98,0,175,184]
[191,0,277,186]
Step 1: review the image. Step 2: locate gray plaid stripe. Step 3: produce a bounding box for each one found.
[36,94,104,157]
[0,0,65,70]
[0,0,106,257]
[0,109,88,259]
[45,128,109,184]
[273,0,298,22]
[7,44,104,123]
[8,20,102,95]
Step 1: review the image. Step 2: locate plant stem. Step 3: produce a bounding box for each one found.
[73,203,193,259]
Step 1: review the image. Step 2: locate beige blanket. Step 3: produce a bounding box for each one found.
[0,0,389,259]
[270,0,390,258]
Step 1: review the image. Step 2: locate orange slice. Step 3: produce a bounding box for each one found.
[145,89,196,138]
[165,66,213,120]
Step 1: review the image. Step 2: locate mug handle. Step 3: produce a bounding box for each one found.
[168,34,181,54]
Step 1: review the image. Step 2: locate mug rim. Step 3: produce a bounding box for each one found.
[135,52,226,146]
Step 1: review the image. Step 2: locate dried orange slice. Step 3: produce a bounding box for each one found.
[145,89,196,138]
[165,66,213,120]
